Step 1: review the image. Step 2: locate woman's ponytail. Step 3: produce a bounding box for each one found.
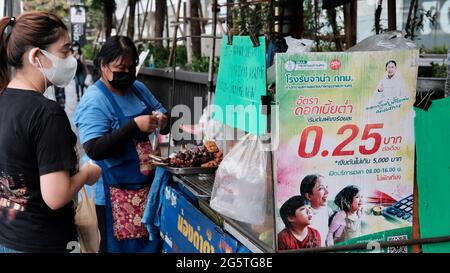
[0,17,13,93]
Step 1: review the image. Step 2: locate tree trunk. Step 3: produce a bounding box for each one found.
[344,0,357,49]
[127,0,137,39]
[328,7,343,51]
[155,0,167,48]
[314,0,320,50]
[289,0,304,38]
[375,0,383,34]
[411,0,419,39]
[405,0,417,38]
[102,0,115,39]
[190,0,202,58]
[387,0,396,31]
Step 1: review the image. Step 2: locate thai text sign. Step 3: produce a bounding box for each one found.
[160,186,238,253]
[213,36,267,136]
[275,51,418,252]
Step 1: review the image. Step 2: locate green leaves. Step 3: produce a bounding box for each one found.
[23,0,70,25]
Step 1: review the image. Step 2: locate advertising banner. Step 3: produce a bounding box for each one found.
[160,186,238,253]
[275,50,418,252]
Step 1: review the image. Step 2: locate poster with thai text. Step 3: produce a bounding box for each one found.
[275,50,418,252]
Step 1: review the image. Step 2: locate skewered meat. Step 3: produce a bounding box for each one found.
[168,143,223,168]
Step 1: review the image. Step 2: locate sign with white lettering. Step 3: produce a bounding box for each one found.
[70,2,86,47]
[160,186,238,253]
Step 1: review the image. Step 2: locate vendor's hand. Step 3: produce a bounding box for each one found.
[134,114,159,133]
[377,83,384,92]
[81,160,102,186]
[153,111,168,130]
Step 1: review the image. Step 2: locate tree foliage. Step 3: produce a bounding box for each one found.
[23,0,70,25]
[85,0,104,32]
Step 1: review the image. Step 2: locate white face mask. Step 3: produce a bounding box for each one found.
[30,49,77,88]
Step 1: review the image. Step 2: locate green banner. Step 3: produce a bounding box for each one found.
[415,99,450,253]
[213,36,267,136]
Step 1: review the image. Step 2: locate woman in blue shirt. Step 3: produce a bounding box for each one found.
[74,36,168,253]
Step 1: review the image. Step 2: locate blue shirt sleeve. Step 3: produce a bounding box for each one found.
[74,84,118,144]
[134,81,167,114]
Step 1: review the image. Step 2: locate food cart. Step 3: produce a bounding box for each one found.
[145,25,450,254]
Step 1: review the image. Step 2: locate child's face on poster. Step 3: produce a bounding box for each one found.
[289,205,313,226]
[350,193,363,212]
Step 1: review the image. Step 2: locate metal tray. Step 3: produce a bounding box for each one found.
[162,166,218,174]
[172,174,215,199]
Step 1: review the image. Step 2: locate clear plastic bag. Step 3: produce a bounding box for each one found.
[210,134,267,224]
[84,74,93,87]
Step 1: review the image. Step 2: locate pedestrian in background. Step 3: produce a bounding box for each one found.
[72,41,88,101]
[55,86,66,109]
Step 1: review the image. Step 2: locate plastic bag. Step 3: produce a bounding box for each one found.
[84,74,93,87]
[75,187,100,253]
[199,106,225,150]
[284,36,314,53]
[347,31,417,52]
[210,134,267,224]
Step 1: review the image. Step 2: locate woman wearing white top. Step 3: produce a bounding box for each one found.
[299,174,331,247]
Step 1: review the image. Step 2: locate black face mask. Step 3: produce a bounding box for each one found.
[108,70,136,90]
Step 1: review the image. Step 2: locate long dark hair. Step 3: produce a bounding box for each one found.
[300,174,323,196]
[0,12,67,92]
[334,185,360,213]
[93,35,139,80]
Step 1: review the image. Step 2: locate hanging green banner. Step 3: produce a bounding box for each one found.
[415,99,450,253]
[213,36,267,136]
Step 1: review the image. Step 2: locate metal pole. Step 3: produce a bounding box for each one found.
[280,235,450,253]
[6,0,13,17]
[137,0,141,41]
[165,3,170,48]
[169,0,185,36]
[117,5,129,35]
[140,0,152,41]
[445,49,450,98]
[207,0,218,103]
[186,0,193,64]
[167,0,182,67]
